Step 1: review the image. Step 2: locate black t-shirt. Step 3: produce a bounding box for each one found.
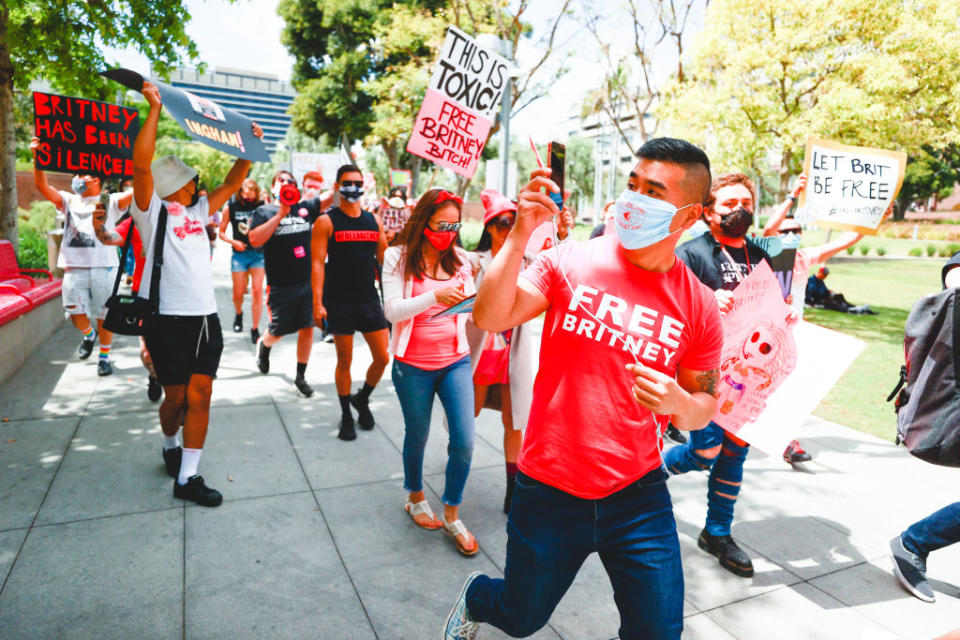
[227,196,262,252]
[324,207,380,302]
[675,232,771,292]
[249,199,324,287]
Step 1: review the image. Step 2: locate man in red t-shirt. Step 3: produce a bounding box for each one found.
[443,138,722,640]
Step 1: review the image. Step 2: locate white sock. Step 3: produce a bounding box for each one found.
[177,447,202,485]
[162,433,181,451]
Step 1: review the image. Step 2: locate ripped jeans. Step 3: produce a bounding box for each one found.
[662,421,749,537]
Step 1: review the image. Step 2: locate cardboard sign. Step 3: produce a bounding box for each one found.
[291,152,348,190]
[735,321,864,455]
[32,92,139,177]
[713,261,798,435]
[101,68,269,162]
[797,137,906,235]
[406,26,511,178]
[389,169,412,187]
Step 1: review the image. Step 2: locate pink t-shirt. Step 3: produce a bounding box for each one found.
[518,233,724,499]
[396,275,468,370]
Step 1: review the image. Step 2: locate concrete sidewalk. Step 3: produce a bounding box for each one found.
[0,247,958,639]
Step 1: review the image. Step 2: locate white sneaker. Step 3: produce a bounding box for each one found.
[443,571,481,639]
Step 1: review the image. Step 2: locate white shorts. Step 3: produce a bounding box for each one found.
[62,267,114,320]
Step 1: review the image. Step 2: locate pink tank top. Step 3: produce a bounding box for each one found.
[397,275,468,371]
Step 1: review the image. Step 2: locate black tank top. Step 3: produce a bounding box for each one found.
[228,197,262,251]
[324,207,380,301]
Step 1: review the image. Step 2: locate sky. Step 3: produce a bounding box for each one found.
[104,0,704,144]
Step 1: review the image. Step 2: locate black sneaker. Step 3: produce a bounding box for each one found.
[890,536,935,602]
[256,337,270,374]
[295,376,314,398]
[337,418,357,441]
[162,446,182,478]
[349,394,375,430]
[250,327,260,345]
[77,337,95,360]
[173,475,223,507]
[232,313,243,333]
[504,474,516,514]
[97,359,113,376]
[147,376,162,402]
[665,424,688,445]
[698,530,754,577]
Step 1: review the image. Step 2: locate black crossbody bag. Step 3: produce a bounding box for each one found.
[103,205,168,336]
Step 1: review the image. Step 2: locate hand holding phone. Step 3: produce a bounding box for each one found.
[548,141,566,209]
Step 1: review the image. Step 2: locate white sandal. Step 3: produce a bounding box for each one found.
[442,517,479,556]
[404,499,442,530]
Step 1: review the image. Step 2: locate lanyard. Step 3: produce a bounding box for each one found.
[719,243,752,280]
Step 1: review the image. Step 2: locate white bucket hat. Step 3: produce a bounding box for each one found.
[152,155,198,198]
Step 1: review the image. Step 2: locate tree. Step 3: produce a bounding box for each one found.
[581,0,706,154]
[1,0,206,248]
[896,146,960,217]
[657,0,960,200]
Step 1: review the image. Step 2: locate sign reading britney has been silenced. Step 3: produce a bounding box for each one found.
[797,137,906,235]
[33,92,139,178]
[406,26,511,178]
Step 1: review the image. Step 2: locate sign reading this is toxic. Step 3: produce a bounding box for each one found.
[33,91,139,178]
[797,137,907,235]
[406,26,512,178]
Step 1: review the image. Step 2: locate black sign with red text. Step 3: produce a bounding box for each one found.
[33,91,139,178]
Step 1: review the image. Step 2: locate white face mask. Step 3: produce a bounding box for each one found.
[614,189,695,250]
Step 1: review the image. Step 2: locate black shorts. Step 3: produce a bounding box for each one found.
[267,281,313,337]
[144,314,223,387]
[325,297,388,335]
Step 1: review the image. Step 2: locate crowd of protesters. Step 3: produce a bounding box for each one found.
[25,76,946,639]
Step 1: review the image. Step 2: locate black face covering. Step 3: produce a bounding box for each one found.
[719,208,754,238]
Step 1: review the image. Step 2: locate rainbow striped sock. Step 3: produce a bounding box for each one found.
[82,326,95,341]
[99,344,111,361]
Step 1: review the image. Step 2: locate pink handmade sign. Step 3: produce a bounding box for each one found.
[713,261,798,435]
[406,26,511,178]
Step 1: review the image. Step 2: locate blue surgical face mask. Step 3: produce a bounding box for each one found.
[71,176,87,195]
[614,189,696,250]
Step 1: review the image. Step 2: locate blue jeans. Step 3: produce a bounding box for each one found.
[466,469,683,639]
[392,356,474,506]
[902,503,960,558]
[662,421,749,537]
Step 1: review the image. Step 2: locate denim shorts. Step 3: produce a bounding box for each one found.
[230,248,264,273]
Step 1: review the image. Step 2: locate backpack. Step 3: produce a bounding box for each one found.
[888,288,960,466]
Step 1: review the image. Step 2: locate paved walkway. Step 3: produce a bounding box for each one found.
[0,247,958,639]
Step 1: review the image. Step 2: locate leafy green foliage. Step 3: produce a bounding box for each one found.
[16,201,57,269]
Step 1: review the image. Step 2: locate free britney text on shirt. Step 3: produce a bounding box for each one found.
[518,233,723,499]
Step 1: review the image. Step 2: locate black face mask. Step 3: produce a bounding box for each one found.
[719,208,753,238]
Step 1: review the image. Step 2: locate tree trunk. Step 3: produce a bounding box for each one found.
[777,148,793,202]
[0,7,18,249]
[382,141,398,170]
[410,156,422,196]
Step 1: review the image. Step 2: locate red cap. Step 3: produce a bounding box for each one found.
[481,189,517,226]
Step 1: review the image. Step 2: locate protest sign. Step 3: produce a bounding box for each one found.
[406,26,512,178]
[291,152,348,190]
[101,68,269,162]
[389,169,412,187]
[736,321,864,455]
[768,247,797,300]
[797,137,906,235]
[33,91,139,178]
[713,261,798,435]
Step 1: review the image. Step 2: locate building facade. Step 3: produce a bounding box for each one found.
[165,67,296,154]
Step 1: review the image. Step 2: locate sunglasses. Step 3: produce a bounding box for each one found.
[341,180,363,188]
[490,216,515,229]
[432,221,462,232]
[435,190,463,205]
[277,176,296,185]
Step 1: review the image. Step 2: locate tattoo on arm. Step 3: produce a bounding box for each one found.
[696,369,719,397]
[94,224,122,245]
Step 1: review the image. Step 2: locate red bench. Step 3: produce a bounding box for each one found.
[0,239,62,325]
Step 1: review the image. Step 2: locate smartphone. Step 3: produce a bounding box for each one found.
[548,141,565,208]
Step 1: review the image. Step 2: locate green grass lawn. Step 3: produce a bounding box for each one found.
[804,259,943,441]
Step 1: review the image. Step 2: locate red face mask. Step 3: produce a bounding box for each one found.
[424,227,456,251]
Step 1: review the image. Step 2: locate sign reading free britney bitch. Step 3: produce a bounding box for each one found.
[406,26,512,178]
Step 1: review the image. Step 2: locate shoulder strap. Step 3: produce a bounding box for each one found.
[148,205,168,314]
[110,221,136,297]
[952,289,960,389]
